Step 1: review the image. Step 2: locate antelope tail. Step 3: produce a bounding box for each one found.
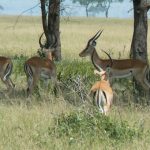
[94,89,107,113]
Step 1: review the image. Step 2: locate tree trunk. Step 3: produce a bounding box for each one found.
[130,0,150,102]
[40,0,61,61]
[85,5,89,17]
[130,0,149,62]
[48,0,61,61]
[105,2,110,18]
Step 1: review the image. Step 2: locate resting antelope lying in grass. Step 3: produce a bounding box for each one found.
[0,57,15,93]
[79,30,150,91]
[90,69,113,115]
[24,33,58,96]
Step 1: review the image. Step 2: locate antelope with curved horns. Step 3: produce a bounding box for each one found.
[0,57,15,92]
[79,30,150,91]
[24,32,58,96]
[90,69,113,115]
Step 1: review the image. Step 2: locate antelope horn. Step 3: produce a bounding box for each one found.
[101,49,113,67]
[88,30,100,43]
[94,30,103,41]
[39,32,45,48]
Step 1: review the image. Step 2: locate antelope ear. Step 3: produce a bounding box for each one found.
[92,41,96,47]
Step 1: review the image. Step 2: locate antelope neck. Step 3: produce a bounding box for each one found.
[91,48,102,71]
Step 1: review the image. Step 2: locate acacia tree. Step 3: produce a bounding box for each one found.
[40,0,61,61]
[94,0,124,18]
[88,1,111,17]
[72,0,123,17]
[72,0,93,17]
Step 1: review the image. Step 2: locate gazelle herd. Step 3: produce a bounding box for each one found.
[0,30,150,115]
[79,30,150,115]
[79,30,150,91]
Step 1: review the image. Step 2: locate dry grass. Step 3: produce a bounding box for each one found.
[62,17,150,60]
[1,16,150,59]
[0,16,150,150]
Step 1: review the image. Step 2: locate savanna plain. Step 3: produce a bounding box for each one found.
[0,16,150,150]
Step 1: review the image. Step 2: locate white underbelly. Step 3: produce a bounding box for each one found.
[110,69,133,78]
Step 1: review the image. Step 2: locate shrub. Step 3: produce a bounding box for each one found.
[50,110,142,143]
[56,60,98,103]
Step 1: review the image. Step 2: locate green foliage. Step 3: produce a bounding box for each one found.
[56,60,99,103]
[56,59,96,83]
[50,110,142,143]
[12,55,28,78]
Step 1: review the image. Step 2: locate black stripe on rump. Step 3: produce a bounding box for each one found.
[3,63,13,80]
[24,63,33,78]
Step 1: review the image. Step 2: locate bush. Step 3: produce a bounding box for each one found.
[56,60,99,103]
[50,110,142,143]
[56,60,95,81]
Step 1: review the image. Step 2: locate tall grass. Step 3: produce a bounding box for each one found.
[1,16,150,59]
[0,16,150,149]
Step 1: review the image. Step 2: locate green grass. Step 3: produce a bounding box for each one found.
[0,16,149,149]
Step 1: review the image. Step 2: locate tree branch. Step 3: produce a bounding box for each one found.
[11,3,40,29]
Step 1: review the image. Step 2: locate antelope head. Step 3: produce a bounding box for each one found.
[38,32,57,61]
[79,30,103,57]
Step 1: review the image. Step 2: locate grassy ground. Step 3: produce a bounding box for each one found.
[0,16,150,150]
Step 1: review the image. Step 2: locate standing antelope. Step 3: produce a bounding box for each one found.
[0,57,15,92]
[24,33,58,96]
[79,30,150,91]
[90,69,113,115]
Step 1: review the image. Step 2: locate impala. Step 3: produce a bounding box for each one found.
[90,69,113,115]
[79,30,150,91]
[24,33,58,96]
[0,57,15,92]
